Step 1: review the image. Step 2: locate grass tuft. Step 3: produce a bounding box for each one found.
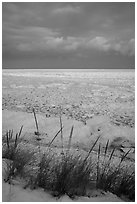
[49,153,94,198]
[2,124,135,201]
[2,126,23,160]
[2,126,35,182]
[95,142,135,201]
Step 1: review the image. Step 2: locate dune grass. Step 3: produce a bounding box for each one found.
[2,126,23,160]
[2,126,36,182]
[95,140,134,200]
[2,117,135,201]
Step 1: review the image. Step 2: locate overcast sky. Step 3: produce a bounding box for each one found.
[2,2,135,69]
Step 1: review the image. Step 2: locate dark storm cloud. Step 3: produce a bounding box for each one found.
[2,2,135,69]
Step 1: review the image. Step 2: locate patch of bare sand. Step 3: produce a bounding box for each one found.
[2,182,55,202]
[2,180,123,202]
[2,110,135,160]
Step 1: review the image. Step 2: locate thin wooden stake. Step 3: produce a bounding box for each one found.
[33,108,39,134]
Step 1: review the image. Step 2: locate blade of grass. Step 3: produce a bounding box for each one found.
[120,149,131,164]
[48,126,64,147]
[18,125,23,138]
[96,143,101,187]
[14,133,18,149]
[115,149,132,172]
[6,131,9,149]
[104,140,109,157]
[98,143,101,160]
[83,135,101,164]
[100,147,116,182]
[59,115,63,153]
[102,140,109,169]
[9,129,13,140]
[67,125,74,153]
[108,147,115,162]
[9,130,11,140]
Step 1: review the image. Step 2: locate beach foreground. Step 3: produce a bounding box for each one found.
[2,69,135,202]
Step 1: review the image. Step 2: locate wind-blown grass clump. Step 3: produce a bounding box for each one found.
[29,152,95,198]
[31,152,54,190]
[2,126,23,160]
[115,170,135,200]
[2,126,35,182]
[51,154,93,197]
[96,140,135,201]
[27,135,101,197]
